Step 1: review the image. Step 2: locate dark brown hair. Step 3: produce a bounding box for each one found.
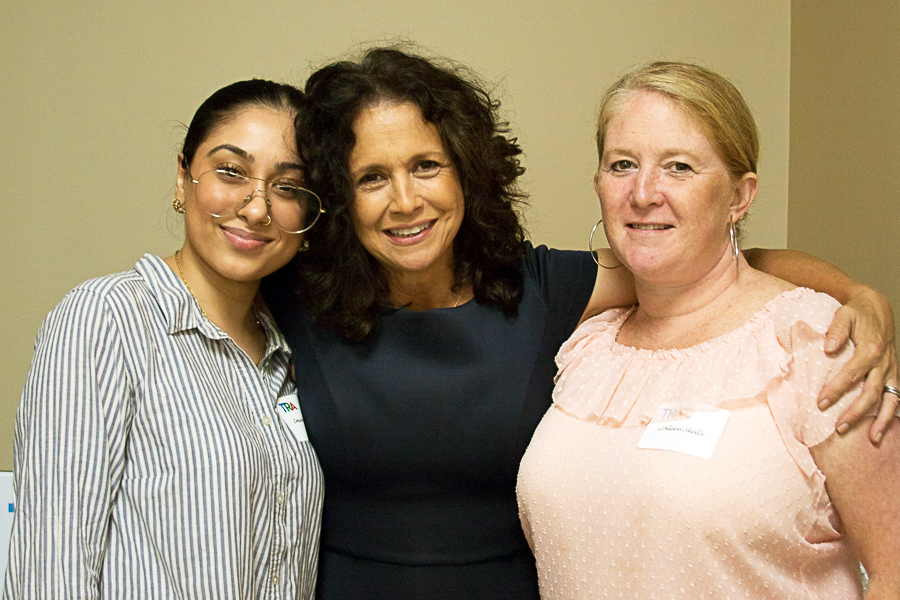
[296,46,527,341]
[182,79,305,166]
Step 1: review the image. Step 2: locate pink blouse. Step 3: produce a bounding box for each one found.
[517,288,864,599]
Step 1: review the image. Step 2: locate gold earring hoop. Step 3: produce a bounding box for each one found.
[588,219,621,270]
[729,217,739,270]
[172,198,186,214]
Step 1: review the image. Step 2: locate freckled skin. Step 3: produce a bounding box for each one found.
[595,91,742,290]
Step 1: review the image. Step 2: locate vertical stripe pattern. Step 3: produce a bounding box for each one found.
[3,254,323,600]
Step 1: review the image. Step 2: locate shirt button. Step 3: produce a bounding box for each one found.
[261,416,272,426]
[271,574,279,586]
[276,493,285,505]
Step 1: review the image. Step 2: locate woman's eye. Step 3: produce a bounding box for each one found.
[610,160,635,172]
[415,160,441,176]
[357,173,385,187]
[218,165,244,176]
[213,167,246,184]
[271,182,301,199]
[271,174,302,187]
[670,162,693,174]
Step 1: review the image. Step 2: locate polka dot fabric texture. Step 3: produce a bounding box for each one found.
[517,288,865,599]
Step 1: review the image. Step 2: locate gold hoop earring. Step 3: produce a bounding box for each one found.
[729,217,739,270]
[588,219,621,270]
[172,198,186,214]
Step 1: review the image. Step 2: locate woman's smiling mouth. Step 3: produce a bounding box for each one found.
[628,223,673,231]
[386,220,436,240]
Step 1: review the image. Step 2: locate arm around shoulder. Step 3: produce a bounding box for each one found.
[579,249,637,324]
[746,248,898,441]
[744,248,862,303]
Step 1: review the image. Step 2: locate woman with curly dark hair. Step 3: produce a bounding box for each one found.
[296,47,538,341]
[261,47,897,600]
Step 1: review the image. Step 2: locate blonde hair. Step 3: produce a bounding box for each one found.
[595,62,759,181]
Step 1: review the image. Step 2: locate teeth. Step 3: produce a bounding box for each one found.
[631,224,671,230]
[389,224,429,237]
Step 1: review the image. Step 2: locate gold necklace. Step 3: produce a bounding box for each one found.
[174,250,207,319]
[174,250,265,365]
[452,289,463,307]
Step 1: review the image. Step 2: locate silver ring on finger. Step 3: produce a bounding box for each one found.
[884,384,900,399]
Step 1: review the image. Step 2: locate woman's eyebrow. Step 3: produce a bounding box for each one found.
[206,145,303,172]
[206,144,252,161]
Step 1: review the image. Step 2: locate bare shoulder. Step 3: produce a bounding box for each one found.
[741,267,796,302]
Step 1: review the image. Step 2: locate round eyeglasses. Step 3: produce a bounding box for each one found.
[189,168,324,234]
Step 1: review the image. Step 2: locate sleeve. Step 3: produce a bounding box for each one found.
[3,288,134,600]
[766,293,863,479]
[523,243,598,337]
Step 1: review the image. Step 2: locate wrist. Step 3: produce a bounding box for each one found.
[840,282,880,306]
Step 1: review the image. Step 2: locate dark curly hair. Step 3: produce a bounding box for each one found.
[296,46,527,341]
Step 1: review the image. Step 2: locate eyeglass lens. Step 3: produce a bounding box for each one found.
[194,169,321,233]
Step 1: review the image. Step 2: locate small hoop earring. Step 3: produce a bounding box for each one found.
[298,240,310,253]
[588,219,622,270]
[172,198,186,214]
[730,217,739,270]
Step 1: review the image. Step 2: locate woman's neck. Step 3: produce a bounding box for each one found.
[165,248,260,337]
[621,250,792,350]
[632,249,740,321]
[385,261,469,311]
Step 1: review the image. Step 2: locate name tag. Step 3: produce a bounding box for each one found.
[275,394,309,443]
[637,403,729,459]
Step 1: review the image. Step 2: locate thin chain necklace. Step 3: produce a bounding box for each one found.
[174,250,207,319]
[452,289,463,308]
[174,250,265,365]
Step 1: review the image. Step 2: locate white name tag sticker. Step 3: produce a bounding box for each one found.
[275,394,309,443]
[637,403,729,459]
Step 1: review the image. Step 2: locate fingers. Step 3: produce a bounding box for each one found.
[832,366,885,433]
[833,354,898,444]
[868,351,900,442]
[824,306,853,354]
[819,341,883,408]
[868,389,899,444]
[820,287,897,443]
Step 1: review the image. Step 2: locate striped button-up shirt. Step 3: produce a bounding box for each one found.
[3,254,323,599]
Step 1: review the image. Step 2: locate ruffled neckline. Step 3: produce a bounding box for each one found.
[552,287,837,427]
[607,287,814,359]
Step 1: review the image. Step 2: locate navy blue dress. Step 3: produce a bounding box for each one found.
[263,243,597,599]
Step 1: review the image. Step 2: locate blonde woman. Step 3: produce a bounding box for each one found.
[518,62,899,599]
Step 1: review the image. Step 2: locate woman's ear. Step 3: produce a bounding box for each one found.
[730,172,759,221]
[176,154,189,198]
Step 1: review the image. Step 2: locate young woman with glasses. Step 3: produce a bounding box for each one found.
[4,80,325,600]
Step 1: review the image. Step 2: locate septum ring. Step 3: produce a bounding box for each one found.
[241,189,276,228]
[243,190,272,226]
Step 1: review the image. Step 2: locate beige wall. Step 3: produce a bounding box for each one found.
[0,0,791,469]
[789,0,900,346]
